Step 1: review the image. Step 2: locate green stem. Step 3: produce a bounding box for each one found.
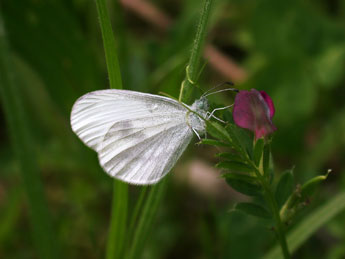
[127,187,148,244]
[0,11,60,259]
[94,1,128,258]
[262,182,291,259]
[126,181,166,259]
[179,0,213,103]
[248,158,291,259]
[106,181,128,259]
[95,0,122,89]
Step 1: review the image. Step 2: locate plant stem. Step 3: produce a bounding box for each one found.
[126,181,166,259]
[179,0,213,103]
[94,1,129,258]
[0,12,60,259]
[248,158,291,259]
[106,181,128,259]
[95,0,122,89]
[262,182,291,259]
[127,187,148,244]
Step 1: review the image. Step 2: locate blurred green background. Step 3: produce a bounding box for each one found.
[1,0,345,258]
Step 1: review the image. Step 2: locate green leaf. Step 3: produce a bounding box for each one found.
[206,120,232,143]
[216,161,254,173]
[200,139,231,147]
[253,138,264,166]
[279,170,331,223]
[225,173,262,196]
[216,152,243,162]
[265,192,345,259]
[95,0,123,89]
[222,172,257,182]
[234,202,271,219]
[226,123,253,158]
[263,144,270,176]
[275,170,294,208]
[300,169,331,199]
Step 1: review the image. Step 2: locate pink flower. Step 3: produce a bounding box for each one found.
[233,89,277,139]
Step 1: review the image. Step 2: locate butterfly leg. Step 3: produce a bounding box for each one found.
[207,105,234,123]
[192,127,201,141]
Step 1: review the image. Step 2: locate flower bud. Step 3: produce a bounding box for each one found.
[233,89,277,139]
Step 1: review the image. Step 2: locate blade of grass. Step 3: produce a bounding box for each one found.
[0,11,60,259]
[94,1,128,258]
[265,192,345,259]
[126,180,167,259]
[106,181,128,259]
[179,0,214,103]
[95,0,122,89]
[127,187,148,244]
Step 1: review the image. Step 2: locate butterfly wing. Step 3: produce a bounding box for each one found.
[71,89,187,151]
[98,115,193,184]
[71,89,193,184]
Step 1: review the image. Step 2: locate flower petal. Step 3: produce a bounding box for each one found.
[233,89,277,139]
[259,91,275,119]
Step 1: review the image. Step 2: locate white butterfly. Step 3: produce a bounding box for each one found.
[70,89,210,185]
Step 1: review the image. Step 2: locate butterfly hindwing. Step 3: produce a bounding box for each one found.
[98,116,193,184]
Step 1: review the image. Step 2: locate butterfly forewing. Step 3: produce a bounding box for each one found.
[71,89,186,151]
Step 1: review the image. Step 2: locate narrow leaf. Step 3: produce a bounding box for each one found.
[275,170,294,208]
[234,202,271,219]
[222,172,257,182]
[200,138,231,147]
[225,175,262,196]
[127,181,166,259]
[216,152,243,162]
[95,0,122,89]
[280,170,331,224]
[206,120,232,143]
[263,144,270,176]
[217,161,254,173]
[253,138,264,166]
[301,169,331,199]
[265,192,345,259]
[226,123,253,158]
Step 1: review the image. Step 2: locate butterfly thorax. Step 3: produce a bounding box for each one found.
[187,97,209,135]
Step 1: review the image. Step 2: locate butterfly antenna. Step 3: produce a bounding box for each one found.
[202,81,236,97]
[204,88,238,98]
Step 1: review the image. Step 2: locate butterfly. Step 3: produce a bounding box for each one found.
[70,89,211,185]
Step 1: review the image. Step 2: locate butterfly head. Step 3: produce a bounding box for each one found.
[192,96,209,115]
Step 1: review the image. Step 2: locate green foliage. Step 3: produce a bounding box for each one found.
[234,202,271,219]
[279,170,331,224]
[266,192,345,259]
[224,174,262,197]
[253,138,264,166]
[217,161,254,173]
[275,170,294,208]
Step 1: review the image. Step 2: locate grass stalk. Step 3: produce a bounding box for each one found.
[94,1,128,258]
[126,181,166,259]
[179,0,213,103]
[95,0,123,89]
[106,181,128,259]
[247,158,291,259]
